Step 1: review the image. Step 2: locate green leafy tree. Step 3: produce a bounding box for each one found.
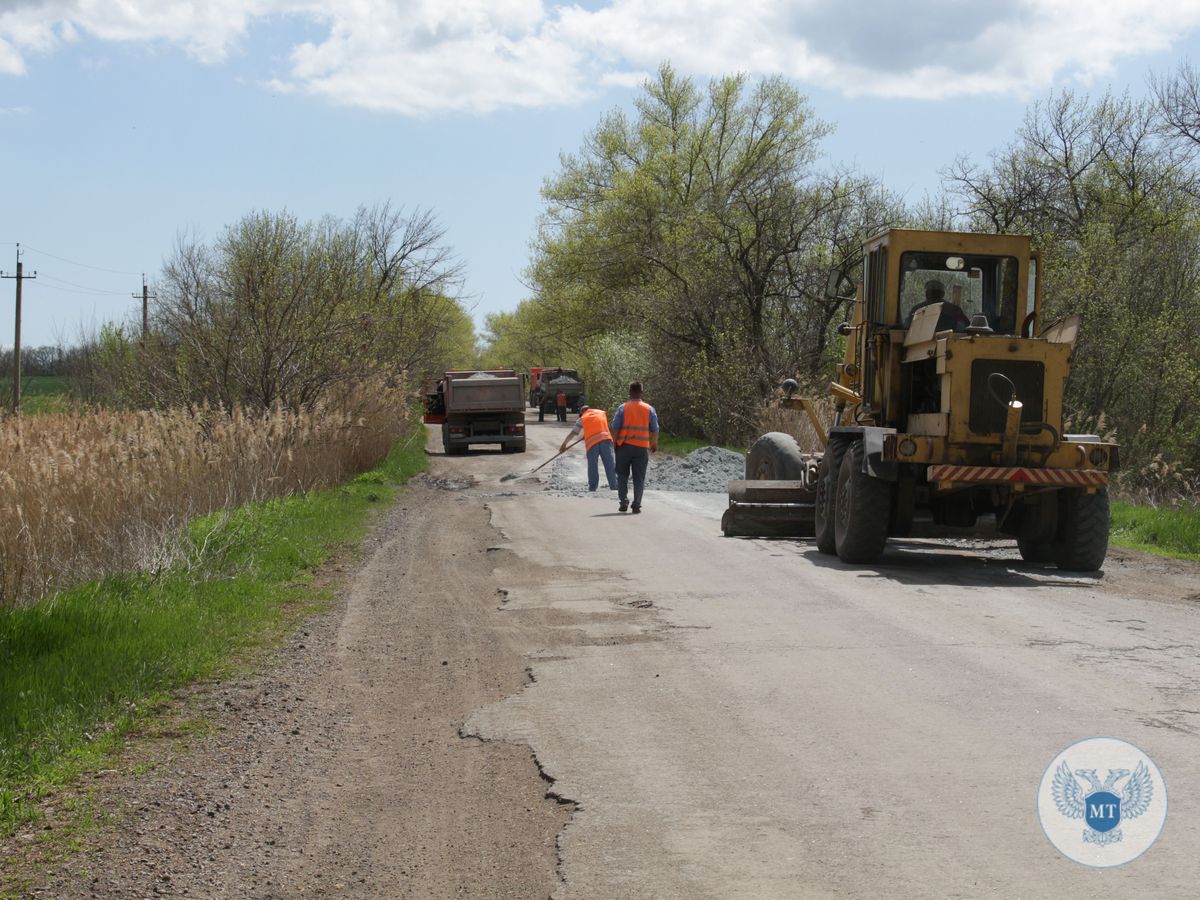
[943,87,1200,474]
[530,64,899,443]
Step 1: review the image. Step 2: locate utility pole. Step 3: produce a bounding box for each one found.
[1,244,36,414]
[132,274,155,344]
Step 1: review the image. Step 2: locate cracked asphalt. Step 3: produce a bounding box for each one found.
[11,409,1200,898]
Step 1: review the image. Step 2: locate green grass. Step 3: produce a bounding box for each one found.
[0,375,73,414]
[0,425,427,836]
[1110,500,1200,561]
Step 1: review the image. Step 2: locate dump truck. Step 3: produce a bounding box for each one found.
[424,370,526,454]
[723,228,1118,571]
[529,366,585,421]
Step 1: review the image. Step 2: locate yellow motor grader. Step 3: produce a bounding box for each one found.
[723,228,1117,571]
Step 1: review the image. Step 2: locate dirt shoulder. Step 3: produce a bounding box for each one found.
[4,464,572,898]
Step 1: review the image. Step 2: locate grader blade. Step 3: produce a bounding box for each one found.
[721,480,816,537]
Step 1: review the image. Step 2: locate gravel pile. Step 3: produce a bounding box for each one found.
[649,446,745,492]
[541,445,744,494]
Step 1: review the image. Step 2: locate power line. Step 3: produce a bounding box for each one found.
[19,243,141,276]
[38,274,130,296]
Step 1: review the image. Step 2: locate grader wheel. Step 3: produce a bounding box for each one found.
[1017,537,1055,564]
[1054,488,1110,572]
[813,438,849,555]
[833,440,893,564]
[745,432,807,480]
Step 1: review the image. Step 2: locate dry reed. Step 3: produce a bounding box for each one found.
[757,396,836,454]
[0,379,412,608]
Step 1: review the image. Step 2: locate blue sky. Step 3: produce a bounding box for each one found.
[2,1,1199,347]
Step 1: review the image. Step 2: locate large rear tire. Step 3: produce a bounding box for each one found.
[1054,488,1109,571]
[814,439,849,554]
[834,441,893,564]
[1017,537,1055,564]
[745,432,807,480]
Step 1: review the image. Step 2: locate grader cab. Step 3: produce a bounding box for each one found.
[723,228,1117,571]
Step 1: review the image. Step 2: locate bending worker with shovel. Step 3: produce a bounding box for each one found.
[559,405,617,492]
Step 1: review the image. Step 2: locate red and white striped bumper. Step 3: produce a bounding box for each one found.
[927,465,1108,487]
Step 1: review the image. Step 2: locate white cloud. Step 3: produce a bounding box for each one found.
[1,0,1198,112]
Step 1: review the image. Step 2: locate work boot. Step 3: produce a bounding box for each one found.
[619,500,628,512]
[631,505,641,514]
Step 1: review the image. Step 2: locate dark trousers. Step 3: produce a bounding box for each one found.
[615,443,650,507]
[556,405,567,422]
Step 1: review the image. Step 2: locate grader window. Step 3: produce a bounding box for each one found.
[898,252,1019,334]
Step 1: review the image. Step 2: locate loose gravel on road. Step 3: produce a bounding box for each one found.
[543,445,745,494]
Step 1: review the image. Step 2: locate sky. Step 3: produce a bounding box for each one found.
[2,0,1200,347]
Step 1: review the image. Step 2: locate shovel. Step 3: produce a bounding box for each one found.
[501,437,583,481]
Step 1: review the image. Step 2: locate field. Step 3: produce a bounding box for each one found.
[0,381,409,608]
[0,375,72,415]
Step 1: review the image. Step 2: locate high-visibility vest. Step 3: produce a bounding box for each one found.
[556,391,567,407]
[580,409,612,450]
[615,400,652,448]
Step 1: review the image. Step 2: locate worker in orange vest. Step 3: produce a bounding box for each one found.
[559,405,617,491]
[555,389,569,422]
[610,381,659,514]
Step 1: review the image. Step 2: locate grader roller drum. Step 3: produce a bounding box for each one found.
[721,479,816,537]
[722,432,820,538]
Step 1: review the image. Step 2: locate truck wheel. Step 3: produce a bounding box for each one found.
[1017,537,1055,564]
[834,440,892,564]
[745,432,806,480]
[1054,488,1109,571]
[813,439,849,554]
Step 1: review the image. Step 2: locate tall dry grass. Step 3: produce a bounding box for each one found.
[757,397,836,454]
[0,379,411,608]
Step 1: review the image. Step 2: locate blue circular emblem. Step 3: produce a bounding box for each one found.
[1037,737,1167,867]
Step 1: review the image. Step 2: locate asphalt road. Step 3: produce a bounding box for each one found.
[462,411,1200,898]
[20,409,1198,898]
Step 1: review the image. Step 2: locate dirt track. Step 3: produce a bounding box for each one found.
[8,425,582,898]
[8,410,1200,898]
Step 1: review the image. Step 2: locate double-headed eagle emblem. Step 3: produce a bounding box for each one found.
[1052,760,1154,846]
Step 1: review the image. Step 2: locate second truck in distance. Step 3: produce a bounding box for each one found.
[528,367,585,421]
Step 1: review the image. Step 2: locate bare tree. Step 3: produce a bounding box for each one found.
[83,205,469,411]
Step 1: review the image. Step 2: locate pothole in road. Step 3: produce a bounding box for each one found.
[622,598,654,609]
[429,477,475,491]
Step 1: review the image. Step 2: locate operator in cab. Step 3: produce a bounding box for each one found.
[904,279,970,333]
